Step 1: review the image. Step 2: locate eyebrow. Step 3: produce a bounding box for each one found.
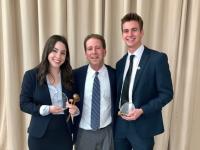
[53,47,66,51]
[123,27,138,30]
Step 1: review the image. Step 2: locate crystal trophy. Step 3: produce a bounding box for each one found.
[53,92,68,110]
[118,102,135,116]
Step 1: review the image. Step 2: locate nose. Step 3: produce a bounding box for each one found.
[128,30,133,36]
[91,48,97,54]
[56,52,61,59]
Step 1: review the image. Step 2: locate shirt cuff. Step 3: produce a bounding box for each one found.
[39,105,50,116]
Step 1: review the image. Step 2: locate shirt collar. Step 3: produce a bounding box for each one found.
[88,64,106,77]
[128,44,144,59]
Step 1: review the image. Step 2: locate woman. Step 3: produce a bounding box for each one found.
[20,35,78,150]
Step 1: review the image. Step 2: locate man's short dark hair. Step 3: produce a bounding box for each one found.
[121,12,143,31]
[84,34,106,51]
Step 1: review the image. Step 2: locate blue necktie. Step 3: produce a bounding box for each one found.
[91,72,100,130]
[121,55,134,106]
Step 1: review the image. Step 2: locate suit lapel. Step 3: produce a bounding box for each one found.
[80,66,88,97]
[106,66,115,115]
[106,66,114,89]
[132,48,150,94]
[36,80,52,105]
[117,54,128,95]
[78,65,88,110]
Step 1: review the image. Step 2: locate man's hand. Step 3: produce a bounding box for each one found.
[121,108,143,121]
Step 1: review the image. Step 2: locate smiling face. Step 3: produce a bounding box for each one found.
[48,41,67,70]
[122,20,144,53]
[85,38,106,71]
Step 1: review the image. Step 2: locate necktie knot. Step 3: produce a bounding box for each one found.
[129,55,134,65]
[95,71,99,76]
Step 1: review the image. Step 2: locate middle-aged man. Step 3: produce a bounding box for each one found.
[114,12,173,150]
[73,34,116,150]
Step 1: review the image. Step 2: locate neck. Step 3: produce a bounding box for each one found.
[128,43,142,53]
[48,68,61,86]
[49,67,60,76]
[90,63,103,72]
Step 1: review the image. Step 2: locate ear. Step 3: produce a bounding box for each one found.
[141,29,144,36]
[104,48,107,57]
[84,50,88,58]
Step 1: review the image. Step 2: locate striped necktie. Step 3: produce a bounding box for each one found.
[91,72,100,130]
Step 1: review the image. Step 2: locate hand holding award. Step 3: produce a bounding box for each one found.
[67,93,80,122]
[118,102,135,116]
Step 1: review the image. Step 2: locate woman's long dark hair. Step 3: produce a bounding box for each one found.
[36,35,73,91]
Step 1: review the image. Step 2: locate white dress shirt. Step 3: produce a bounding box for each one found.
[79,65,112,130]
[39,75,64,116]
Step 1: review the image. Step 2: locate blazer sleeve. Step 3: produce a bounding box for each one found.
[141,53,173,114]
[20,70,41,116]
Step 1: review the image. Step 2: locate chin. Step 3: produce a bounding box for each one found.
[51,64,61,68]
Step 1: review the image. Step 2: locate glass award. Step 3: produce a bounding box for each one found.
[53,92,68,110]
[118,102,135,116]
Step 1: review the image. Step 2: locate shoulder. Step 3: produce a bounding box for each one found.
[21,68,38,89]
[73,65,88,74]
[144,46,168,62]
[23,68,38,79]
[73,65,88,80]
[117,53,128,63]
[144,46,167,56]
[105,64,115,72]
[116,53,128,67]
[105,65,115,78]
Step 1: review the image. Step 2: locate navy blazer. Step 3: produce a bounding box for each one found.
[20,68,73,138]
[115,47,173,137]
[73,65,116,138]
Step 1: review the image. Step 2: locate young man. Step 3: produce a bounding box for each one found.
[73,34,116,150]
[114,12,173,150]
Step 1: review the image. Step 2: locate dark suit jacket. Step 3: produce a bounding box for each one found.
[20,68,73,138]
[115,46,173,137]
[73,64,116,140]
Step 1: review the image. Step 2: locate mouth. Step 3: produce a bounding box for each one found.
[127,37,135,42]
[91,56,99,60]
[53,59,62,64]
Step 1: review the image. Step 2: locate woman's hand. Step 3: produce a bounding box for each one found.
[66,99,80,116]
